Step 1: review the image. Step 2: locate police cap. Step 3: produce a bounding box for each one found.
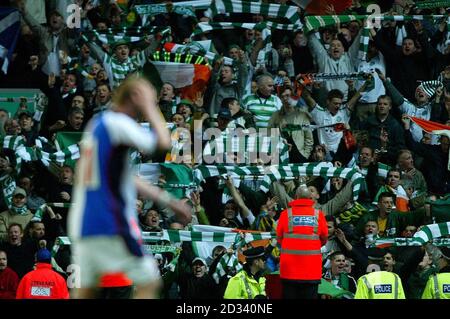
[243,247,265,260]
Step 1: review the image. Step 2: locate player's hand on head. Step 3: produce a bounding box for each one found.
[130,80,158,111]
[171,200,192,225]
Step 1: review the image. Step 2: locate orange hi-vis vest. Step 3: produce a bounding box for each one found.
[276,199,328,281]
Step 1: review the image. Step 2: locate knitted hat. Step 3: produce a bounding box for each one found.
[418,80,443,98]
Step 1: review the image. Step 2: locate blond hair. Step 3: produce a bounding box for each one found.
[112,75,154,107]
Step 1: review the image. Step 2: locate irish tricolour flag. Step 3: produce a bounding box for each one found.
[409,116,450,170]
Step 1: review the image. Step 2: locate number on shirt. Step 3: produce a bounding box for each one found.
[79,136,100,189]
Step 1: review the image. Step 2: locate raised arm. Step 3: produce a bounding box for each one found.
[19,3,45,39]
[134,177,192,226]
[300,86,317,112]
[321,181,354,216]
[225,176,254,225]
[308,31,327,65]
[378,70,406,107]
[347,76,372,112]
[414,20,436,60]
[374,27,398,62]
[235,50,249,97]
[82,35,107,63]
[142,34,163,59]
[348,25,363,63]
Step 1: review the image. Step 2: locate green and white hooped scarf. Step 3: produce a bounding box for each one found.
[10,205,28,215]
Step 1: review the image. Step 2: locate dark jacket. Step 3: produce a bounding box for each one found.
[375,27,433,101]
[360,114,406,165]
[178,273,218,299]
[0,241,37,278]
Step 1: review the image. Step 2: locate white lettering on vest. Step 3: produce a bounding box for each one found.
[292,216,316,227]
[374,284,392,294]
[443,284,450,293]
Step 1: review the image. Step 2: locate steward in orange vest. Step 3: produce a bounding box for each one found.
[276,188,328,299]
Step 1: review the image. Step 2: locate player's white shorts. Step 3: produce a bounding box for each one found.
[71,236,160,288]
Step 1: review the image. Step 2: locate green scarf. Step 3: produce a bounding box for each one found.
[10,205,28,215]
[338,273,350,291]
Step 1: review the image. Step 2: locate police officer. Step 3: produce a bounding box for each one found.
[422,246,450,299]
[223,247,267,299]
[276,186,328,299]
[355,249,406,299]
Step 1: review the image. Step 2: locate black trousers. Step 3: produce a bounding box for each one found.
[282,280,319,299]
[98,286,133,299]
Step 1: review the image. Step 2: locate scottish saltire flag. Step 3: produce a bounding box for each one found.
[0,8,20,74]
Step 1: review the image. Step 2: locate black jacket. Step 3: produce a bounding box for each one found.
[360,114,406,165]
[375,28,433,101]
